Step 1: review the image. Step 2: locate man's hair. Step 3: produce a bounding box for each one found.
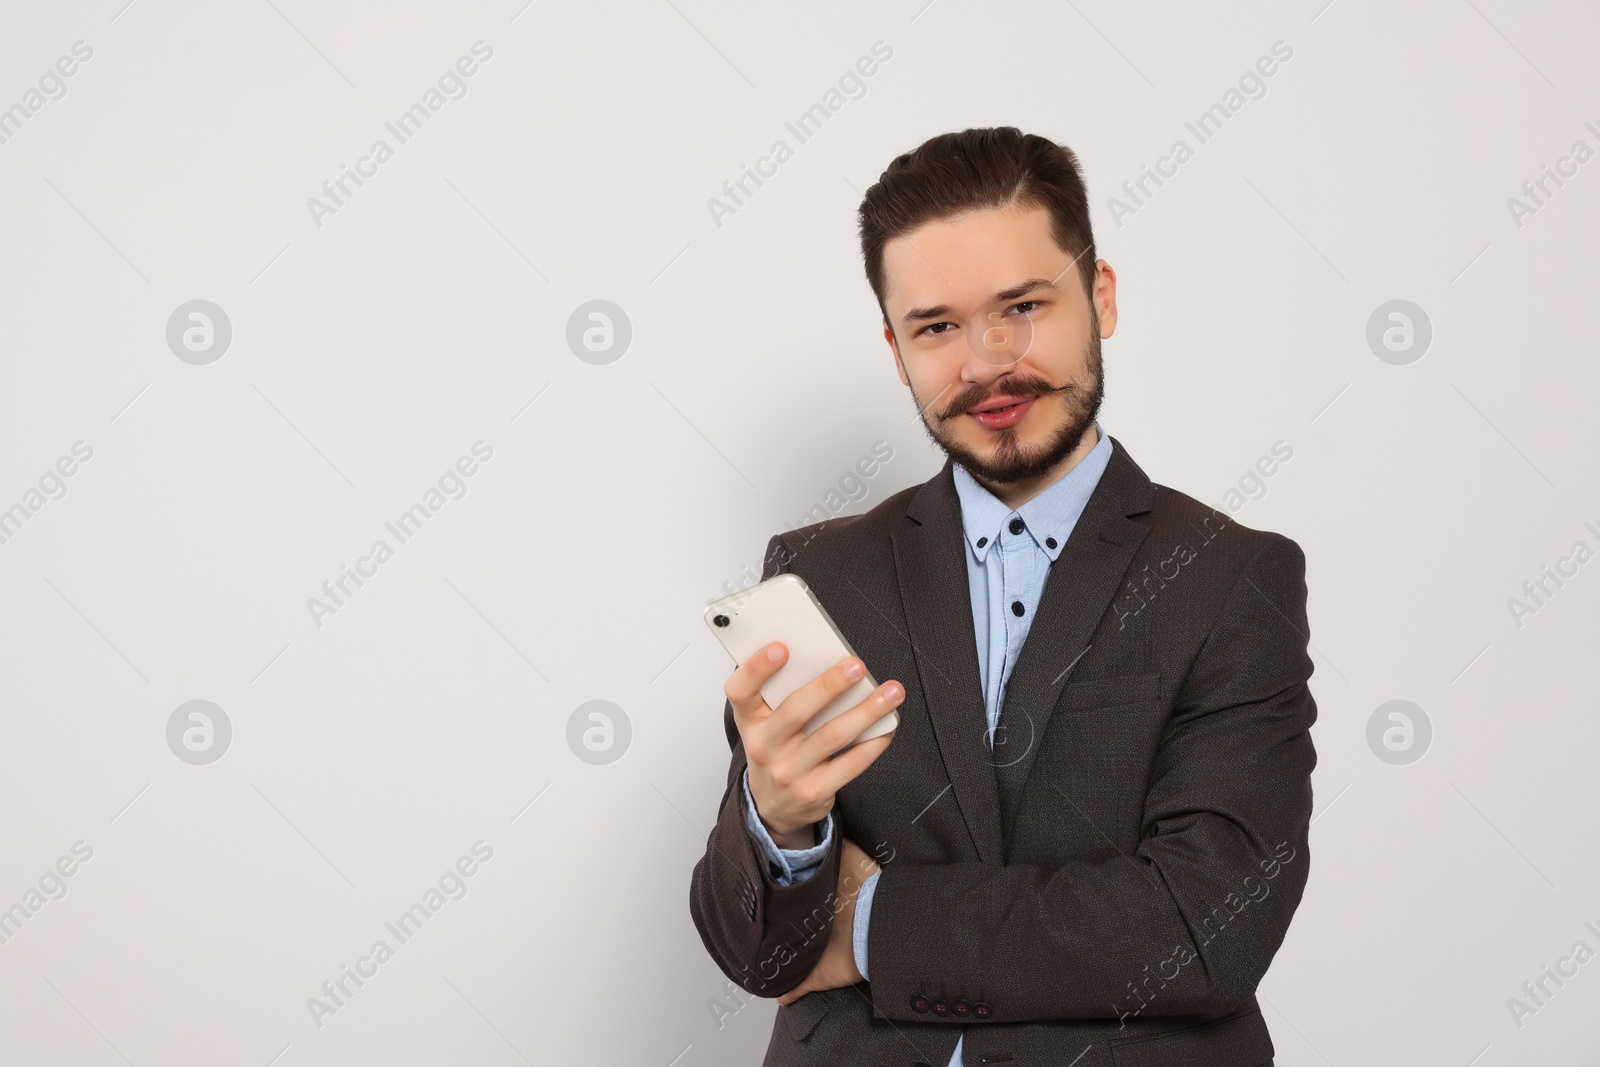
[857,126,1097,331]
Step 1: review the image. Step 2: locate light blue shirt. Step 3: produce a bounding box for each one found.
[742,424,1114,1065]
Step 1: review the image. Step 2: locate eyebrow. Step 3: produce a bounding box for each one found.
[900,278,1058,325]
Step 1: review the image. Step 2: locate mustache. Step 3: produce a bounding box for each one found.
[941,379,1075,420]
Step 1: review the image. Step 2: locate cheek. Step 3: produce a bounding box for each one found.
[1035,320,1083,362]
[902,352,949,396]
[921,376,969,423]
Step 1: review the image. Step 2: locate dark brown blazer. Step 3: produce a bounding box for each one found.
[689,436,1316,1067]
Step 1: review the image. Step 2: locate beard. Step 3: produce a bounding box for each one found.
[913,319,1105,486]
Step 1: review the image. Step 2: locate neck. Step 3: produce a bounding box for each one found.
[970,424,1100,510]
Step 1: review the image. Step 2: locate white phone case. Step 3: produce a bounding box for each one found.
[704,574,899,748]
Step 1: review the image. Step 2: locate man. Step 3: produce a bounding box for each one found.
[689,126,1315,1067]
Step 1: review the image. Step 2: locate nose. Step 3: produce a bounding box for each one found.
[974,310,1028,364]
[960,318,1021,389]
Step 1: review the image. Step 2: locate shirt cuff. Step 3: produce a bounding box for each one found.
[740,766,834,886]
[852,869,879,982]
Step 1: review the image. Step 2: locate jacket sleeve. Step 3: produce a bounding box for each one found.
[864,534,1318,1024]
[688,532,847,998]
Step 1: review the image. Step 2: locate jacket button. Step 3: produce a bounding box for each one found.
[931,998,950,1016]
[952,998,970,1016]
[973,1001,993,1018]
[909,994,930,1013]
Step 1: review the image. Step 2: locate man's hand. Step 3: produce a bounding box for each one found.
[728,642,902,849]
[776,836,882,1005]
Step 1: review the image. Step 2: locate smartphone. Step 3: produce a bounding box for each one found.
[704,574,899,748]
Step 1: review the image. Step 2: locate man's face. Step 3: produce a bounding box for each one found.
[880,202,1116,486]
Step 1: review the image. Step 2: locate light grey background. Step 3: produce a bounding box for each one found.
[1,1,1596,1064]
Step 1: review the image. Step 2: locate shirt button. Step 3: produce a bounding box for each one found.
[973,1001,993,1018]
[910,994,930,1013]
[1046,536,1057,549]
[976,536,988,548]
[1011,601,1025,617]
[1008,517,1024,535]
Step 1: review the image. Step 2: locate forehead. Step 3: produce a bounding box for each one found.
[880,201,1071,311]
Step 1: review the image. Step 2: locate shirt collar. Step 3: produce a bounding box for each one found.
[951,423,1114,565]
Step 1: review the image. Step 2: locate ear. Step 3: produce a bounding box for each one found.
[884,322,909,386]
[1093,259,1119,338]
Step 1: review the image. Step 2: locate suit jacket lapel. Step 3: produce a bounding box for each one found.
[891,437,1154,866]
[993,439,1152,842]
[893,459,1002,864]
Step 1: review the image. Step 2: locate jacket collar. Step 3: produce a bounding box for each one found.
[950,423,1115,565]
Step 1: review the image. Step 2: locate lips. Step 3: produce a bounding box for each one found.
[967,394,1034,414]
[967,396,1035,430]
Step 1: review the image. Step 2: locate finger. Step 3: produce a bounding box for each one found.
[808,729,896,801]
[776,980,809,1006]
[800,678,903,764]
[770,654,873,741]
[725,641,788,718]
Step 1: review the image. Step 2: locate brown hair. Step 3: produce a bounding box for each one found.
[858,126,1096,332]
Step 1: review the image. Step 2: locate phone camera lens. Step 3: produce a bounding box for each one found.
[712,614,730,628]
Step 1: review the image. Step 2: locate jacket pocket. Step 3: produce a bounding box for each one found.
[1060,669,1161,711]
[773,989,833,1043]
[1109,1006,1274,1067]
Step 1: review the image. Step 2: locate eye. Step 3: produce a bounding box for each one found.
[917,321,955,337]
[1009,300,1039,315]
